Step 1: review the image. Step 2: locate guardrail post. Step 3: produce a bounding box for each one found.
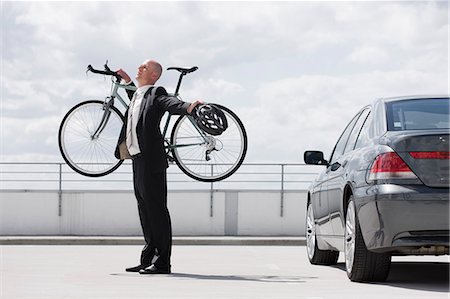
[210,164,214,217]
[58,163,62,217]
[280,164,285,217]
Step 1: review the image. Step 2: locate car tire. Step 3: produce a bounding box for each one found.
[306,201,339,265]
[345,197,391,282]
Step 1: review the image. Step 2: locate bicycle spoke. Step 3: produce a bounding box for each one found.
[171,104,247,181]
[60,101,123,176]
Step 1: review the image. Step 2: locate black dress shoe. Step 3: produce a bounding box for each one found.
[139,264,171,275]
[126,264,151,272]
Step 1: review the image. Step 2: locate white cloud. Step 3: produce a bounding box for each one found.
[347,45,390,65]
[1,1,448,165]
[242,69,448,162]
[184,78,245,101]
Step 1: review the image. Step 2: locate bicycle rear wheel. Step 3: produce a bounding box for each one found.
[58,100,124,177]
[171,104,247,182]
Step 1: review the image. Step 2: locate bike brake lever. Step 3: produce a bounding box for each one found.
[104,61,111,72]
[103,60,121,80]
[86,65,94,74]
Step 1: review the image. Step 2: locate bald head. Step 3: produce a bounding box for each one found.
[136,59,163,87]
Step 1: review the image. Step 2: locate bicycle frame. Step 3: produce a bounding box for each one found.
[93,78,209,152]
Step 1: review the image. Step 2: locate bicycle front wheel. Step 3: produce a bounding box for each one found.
[58,100,124,177]
[171,104,247,182]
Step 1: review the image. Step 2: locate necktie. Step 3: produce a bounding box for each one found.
[126,93,137,150]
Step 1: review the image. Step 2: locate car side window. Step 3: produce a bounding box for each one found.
[355,112,373,149]
[344,109,371,153]
[329,112,361,164]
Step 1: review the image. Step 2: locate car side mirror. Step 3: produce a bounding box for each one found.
[304,151,328,165]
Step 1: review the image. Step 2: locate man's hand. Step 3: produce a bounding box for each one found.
[116,69,131,84]
[187,100,204,114]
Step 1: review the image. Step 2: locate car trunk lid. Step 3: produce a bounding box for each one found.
[387,132,449,187]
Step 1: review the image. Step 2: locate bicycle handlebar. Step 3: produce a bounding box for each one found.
[87,64,122,81]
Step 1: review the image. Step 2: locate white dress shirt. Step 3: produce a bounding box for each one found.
[126,85,153,156]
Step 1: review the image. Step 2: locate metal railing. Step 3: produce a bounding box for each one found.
[0,162,323,191]
[0,162,323,217]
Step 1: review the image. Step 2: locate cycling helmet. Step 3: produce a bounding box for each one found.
[194,104,228,136]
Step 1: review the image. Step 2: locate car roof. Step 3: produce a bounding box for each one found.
[375,95,450,104]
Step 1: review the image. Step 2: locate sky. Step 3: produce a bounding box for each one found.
[1,0,449,164]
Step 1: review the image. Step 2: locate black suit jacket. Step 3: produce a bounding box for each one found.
[115,83,190,172]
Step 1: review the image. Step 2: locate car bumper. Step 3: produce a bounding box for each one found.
[355,184,449,255]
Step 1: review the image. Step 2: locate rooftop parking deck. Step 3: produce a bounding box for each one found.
[1,243,448,299]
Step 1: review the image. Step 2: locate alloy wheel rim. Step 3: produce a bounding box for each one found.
[306,204,316,260]
[345,201,356,274]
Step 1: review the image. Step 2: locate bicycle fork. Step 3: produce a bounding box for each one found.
[92,97,115,140]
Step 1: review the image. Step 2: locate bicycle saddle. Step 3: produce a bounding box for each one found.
[167,66,198,74]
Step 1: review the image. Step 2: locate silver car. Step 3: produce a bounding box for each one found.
[304,95,449,282]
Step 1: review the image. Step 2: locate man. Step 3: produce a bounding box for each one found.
[115,59,201,274]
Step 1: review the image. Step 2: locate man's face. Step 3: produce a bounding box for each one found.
[136,60,154,85]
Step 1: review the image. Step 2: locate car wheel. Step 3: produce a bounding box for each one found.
[345,197,391,282]
[306,201,339,265]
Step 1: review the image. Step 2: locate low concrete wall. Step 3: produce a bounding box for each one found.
[0,190,307,236]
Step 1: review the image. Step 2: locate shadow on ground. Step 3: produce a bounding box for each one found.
[333,261,449,293]
[111,273,317,284]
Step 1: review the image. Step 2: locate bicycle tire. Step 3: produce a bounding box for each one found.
[58,100,124,177]
[170,104,247,182]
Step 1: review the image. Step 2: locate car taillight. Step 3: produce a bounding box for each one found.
[409,151,450,159]
[368,152,418,180]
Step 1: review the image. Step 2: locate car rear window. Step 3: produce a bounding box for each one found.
[386,98,450,131]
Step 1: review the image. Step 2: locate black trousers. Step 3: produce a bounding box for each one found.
[132,155,172,269]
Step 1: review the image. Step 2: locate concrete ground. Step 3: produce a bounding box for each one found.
[1,244,448,299]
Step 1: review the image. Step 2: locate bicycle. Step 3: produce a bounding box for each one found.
[58,62,247,182]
